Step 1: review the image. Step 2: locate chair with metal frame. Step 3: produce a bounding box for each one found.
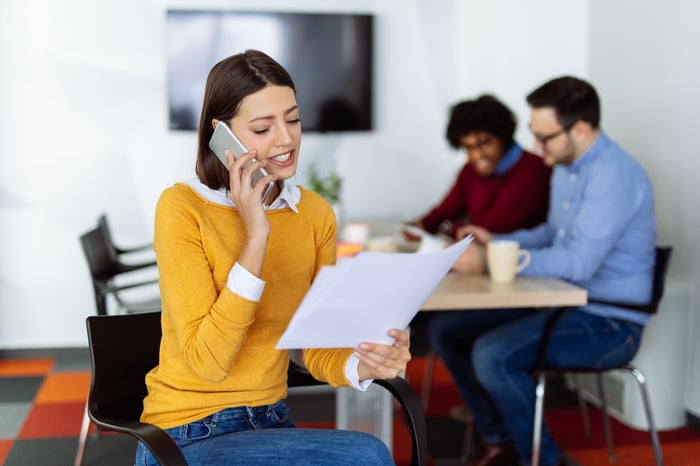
[79,225,161,316]
[531,246,672,466]
[76,311,429,466]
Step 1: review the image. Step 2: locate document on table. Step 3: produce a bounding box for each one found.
[276,235,473,349]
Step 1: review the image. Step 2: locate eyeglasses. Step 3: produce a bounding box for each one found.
[463,136,493,153]
[532,121,576,145]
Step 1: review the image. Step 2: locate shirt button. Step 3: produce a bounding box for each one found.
[558,228,566,237]
[563,202,570,210]
[570,173,577,181]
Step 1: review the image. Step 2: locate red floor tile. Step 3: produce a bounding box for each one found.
[0,439,13,464]
[18,401,86,439]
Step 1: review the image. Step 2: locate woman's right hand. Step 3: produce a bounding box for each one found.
[226,149,277,276]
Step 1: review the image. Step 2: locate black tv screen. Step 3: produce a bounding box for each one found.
[166,10,374,132]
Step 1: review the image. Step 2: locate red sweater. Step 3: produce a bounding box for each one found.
[420,150,551,236]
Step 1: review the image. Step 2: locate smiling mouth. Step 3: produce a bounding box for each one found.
[272,152,291,162]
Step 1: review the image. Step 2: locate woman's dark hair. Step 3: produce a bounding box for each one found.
[445,95,516,149]
[196,50,296,190]
[526,76,600,129]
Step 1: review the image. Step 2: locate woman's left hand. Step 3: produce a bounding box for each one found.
[356,329,411,381]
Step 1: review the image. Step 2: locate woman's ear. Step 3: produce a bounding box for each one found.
[211,118,220,130]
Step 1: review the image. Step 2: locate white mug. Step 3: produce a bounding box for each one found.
[486,240,531,283]
[341,222,370,245]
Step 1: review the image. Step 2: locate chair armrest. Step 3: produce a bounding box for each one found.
[101,278,160,293]
[114,243,154,255]
[287,360,428,466]
[287,360,326,387]
[113,259,158,275]
[287,361,428,466]
[374,377,428,466]
[93,418,187,466]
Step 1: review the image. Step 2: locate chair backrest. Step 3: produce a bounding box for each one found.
[648,246,673,313]
[80,226,120,282]
[588,246,673,314]
[86,311,162,423]
[97,214,121,260]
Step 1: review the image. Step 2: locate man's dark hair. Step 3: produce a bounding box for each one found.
[445,95,516,149]
[526,76,600,129]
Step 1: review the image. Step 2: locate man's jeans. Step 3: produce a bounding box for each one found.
[135,399,394,465]
[429,307,642,466]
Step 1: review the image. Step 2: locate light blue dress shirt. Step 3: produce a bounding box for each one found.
[499,131,657,325]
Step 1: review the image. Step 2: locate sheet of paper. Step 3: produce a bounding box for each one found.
[402,224,451,253]
[276,235,473,349]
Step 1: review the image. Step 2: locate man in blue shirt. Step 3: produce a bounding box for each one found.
[430,76,656,466]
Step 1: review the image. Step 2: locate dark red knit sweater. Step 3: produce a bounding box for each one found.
[419,151,551,236]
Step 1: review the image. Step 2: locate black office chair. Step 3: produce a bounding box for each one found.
[79,225,161,315]
[77,312,429,466]
[97,213,155,256]
[531,246,672,466]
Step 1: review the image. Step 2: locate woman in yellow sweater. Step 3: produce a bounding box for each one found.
[135,50,411,465]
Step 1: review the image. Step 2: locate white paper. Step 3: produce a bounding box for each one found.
[276,235,473,349]
[401,224,451,253]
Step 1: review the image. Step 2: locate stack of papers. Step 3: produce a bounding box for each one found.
[276,235,473,349]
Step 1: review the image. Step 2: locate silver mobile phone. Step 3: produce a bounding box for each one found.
[208,121,275,203]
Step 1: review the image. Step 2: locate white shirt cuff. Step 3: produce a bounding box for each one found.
[227,262,265,301]
[345,353,373,391]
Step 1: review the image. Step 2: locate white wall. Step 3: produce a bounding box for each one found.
[2,0,697,424]
[0,0,587,348]
[588,0,700,418]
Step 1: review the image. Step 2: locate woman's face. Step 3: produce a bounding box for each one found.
[227,84,302,181]
[459,131,506,177]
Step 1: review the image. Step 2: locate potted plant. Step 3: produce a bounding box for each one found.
[307,161,344,227]
[307,161,342,204]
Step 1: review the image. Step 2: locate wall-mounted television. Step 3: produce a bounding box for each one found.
[166,10,374,132]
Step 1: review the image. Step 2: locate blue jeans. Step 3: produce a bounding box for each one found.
[428,307,642,466]
[135,399,394,465]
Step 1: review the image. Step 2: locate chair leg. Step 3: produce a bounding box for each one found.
[573,373,592,439]
[595,373,616,463]
[74,402,91,466]
[459,417,476,463]
[420,350,436,411]
[622,365,664,466]
[531,372,547,466]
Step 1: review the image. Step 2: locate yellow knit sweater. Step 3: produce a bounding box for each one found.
[141,183,353,429]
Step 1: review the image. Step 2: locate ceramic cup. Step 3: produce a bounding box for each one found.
[486,240,531,283]
[341,222,370,246]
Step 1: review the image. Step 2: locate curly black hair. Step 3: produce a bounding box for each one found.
[445,94,516,149]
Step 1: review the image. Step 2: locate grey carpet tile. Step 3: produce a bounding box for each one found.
[6,435,137,466]
[0,377,43,403]
[0,401,33,438]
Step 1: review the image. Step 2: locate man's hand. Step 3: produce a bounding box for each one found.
[452,242,487,274]
[456,224,494,245]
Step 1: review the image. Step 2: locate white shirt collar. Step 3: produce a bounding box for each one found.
[183,178,300,213]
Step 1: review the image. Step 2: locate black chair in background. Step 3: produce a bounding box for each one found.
[79,225,160,316]
[531,246,672,466]
[97,213,154,257]
[76,312,429,466]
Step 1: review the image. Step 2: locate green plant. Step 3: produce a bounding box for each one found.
[307,161,343,203]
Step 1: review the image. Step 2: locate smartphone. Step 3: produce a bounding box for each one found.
[208,121,275,203]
